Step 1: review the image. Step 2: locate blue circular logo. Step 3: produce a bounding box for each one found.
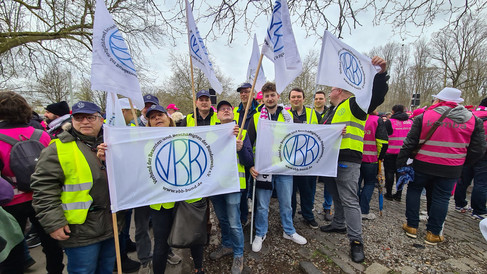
[282,134,320,166]
[153,138,208,186]
[339,51,363,87]
[109,29,136,72]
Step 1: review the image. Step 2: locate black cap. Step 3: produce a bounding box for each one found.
[72,101,101,115]
[46,101,70,116]
[217,100,233,111]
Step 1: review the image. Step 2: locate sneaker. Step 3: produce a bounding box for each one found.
[361,213,376,220]
[455,206,471,213]
[26,235,41,248]
[283,232,307,245]
[138,261,152,274]
[252,235,265,252]
[167,249,182,265]
[320,224,346,234]
[424,231,444,246]
[350,241,365,263]
[306,219,319,229]
[402,223,417,239]
[323,209,333,221]
[471,213,487,220]
[231,256,244,274]
[209,246,233,260]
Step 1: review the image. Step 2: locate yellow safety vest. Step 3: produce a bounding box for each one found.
[52,139,93,224]
[330,98,366,152]
[236,130,248,189]
[288,107,319,124]
[186,113,220,127]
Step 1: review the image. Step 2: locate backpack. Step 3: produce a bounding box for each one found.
[0,129,45,192]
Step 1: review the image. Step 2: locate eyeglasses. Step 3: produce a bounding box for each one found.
[219,107,233,112]
[72,114,101,122]
[239,89,251,94]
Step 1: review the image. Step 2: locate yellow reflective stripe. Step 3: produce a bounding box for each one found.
[421,140,468,148]
[62,182,92,192]
[419,150,467,159]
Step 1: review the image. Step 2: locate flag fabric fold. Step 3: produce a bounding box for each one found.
[186,0,223,94]
[104,123,240,212]
[247,34,267,92]
[254,120,343,177]
[316,30,381,112]
[91,0,144,109]
[261,0,302,94]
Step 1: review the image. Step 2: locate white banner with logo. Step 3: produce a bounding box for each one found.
[185,0,223,94]
[261,0,302,94]
[254,120,343,177]
[91,0,144,109]
[316,30,381,112]
[104,123,240,212]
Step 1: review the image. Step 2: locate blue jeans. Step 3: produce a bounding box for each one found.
[255,175,295,237]
[454,157,487,215]
[64,238,115,274]
[406,171,457,235]
[210,192,244,257]
[292,176,317,221]
[321,179,333,210]
[358,162,378,214]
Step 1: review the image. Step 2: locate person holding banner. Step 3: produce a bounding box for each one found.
[234,82,260,227]
[31,101,118,273]
[180,90,220,127]
[209,100,254,274]
[247,82,308,253]
[288,88,320,229]
[319,56,388,263]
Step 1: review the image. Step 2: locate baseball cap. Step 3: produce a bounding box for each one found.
[217,100,233,111]
[143,94,159,105]
[237,83,252,92]
[72,101,101,115]
[145,104,167,118]
[196,90,211,99]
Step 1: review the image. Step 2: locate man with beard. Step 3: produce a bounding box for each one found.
[44,101,71,137]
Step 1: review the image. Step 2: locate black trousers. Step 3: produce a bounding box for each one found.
[384,154,400,195]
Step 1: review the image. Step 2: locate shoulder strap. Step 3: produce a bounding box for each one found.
[30,129,44,141]
[0,133,18,146]
[421,107,453,144]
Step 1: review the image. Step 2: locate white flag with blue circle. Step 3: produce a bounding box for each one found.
[104,123,240,212]
[261,0,302,94]
[316,30,381,112]
[255,120,343,177]
[186,0,223,94]
[90,0,144,110]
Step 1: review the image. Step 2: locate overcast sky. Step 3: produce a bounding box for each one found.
[143,2,446,90]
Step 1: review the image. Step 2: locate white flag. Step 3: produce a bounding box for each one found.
[246,34,267,92]
[91,0,144,109]
[186,0,223,94]
[104,93,126,126]
[255,120,343,177]
[261,0,302,94]
[104,123,240,212]
[316,30,381,112]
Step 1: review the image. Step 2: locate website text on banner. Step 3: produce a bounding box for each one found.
[104,123,240,212]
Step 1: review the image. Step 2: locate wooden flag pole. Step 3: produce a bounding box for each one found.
[128,98,139,127]
[237,53,264,140]
[112,212,122,274]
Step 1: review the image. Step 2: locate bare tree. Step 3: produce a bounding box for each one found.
[77,78,107,112]
[283,50,319,107]
[31,63,71,104]
[155,52,236,115]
